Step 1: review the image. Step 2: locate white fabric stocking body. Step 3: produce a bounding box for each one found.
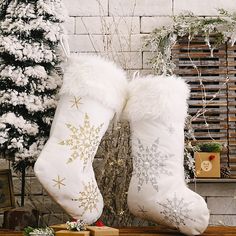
[124,75,210,235]
[34,55,127,224]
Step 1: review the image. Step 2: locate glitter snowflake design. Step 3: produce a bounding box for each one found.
[70,96,83,109]
[72,181,100,215]
[157,194,195,229]
[137,205,148,218]
[133,138,173,192]
[59,113,103,168]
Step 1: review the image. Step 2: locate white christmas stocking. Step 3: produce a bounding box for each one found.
[34,55,127,224]
[124,75,209,235]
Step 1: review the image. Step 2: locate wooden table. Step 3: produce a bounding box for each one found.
[1,226,236,235]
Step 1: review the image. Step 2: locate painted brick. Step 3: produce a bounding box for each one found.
[15,196,64,213]
[109,0,172,16]
[141,17,173,33]
[108,51,142,69]
[68,34,145,53]
[42,213,70,226]
[64,0,108,16]
[142,51,155,69]
[107,34,146,52]
[0,159,10,169]
[63,17,75,34]
[189,183,236,197]
[209,215,236,226]
[207,197,236,214]
[174,0,236,16]
[68,35,108,52]
[76,17,140,35]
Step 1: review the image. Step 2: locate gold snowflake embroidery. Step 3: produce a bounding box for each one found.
[70,96,83,109]
[72,181,99,215]
[59,113,103,168]
[137,205,148,218]
[52,175,66,190]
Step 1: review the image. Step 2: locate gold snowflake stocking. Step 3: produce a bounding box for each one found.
[34,55,127,224]
[124,75,209,235]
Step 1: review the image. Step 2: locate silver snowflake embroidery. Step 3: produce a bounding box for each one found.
[157,194,195,229]
[133,138,173,192]
[72,180,99,216]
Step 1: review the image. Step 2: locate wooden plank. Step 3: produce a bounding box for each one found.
[172,52,226,58]
[188,84,227,89]
[173,61,236,67]
[188,108,228,114]
[229,157,236,163]
[0,231,22,236]
[190,94,232,99]
[175,69,227,75]
[173,43,219,49]
[188,102,228,106]
[185,78,230,83]
[191,124,228,130]
[119,226,236,235]
[4,227,236,236]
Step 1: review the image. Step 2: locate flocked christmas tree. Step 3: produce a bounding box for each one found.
[0,0,66,172]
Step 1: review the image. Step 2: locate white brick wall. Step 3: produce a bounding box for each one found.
[64,0,108,16]
[63,0,236,76]
[141,17,172,33]
[75,17,140,35]
[174,0,236,15]
[109,0,172,16]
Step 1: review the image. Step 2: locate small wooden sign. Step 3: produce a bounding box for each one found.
[194,152,220,178]
[86,226,119,236]
[56,230,90,236]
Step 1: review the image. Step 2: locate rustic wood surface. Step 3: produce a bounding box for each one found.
[1,226,236,235]
[119,226,236,235]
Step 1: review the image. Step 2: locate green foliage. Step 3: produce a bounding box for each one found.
[23,226,34,236]
[144,9,236,75]
[197,142,223,153]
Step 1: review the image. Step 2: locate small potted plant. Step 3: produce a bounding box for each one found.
[24,226,54,236]
[194,142,223,178]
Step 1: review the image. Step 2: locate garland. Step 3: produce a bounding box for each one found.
[144,9,236,75]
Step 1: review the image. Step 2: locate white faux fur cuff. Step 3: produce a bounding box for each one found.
[60,54,128,115]
[123,75,190,122]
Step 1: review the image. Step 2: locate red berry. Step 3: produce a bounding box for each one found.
[209,155,215,161]
[95,220,105,227]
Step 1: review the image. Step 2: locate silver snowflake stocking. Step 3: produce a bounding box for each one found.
[34,55,127,224]
[124,75,209,235]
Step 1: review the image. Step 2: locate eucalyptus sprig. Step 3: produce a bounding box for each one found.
[144,9,236,75]
[23,227,54,236]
